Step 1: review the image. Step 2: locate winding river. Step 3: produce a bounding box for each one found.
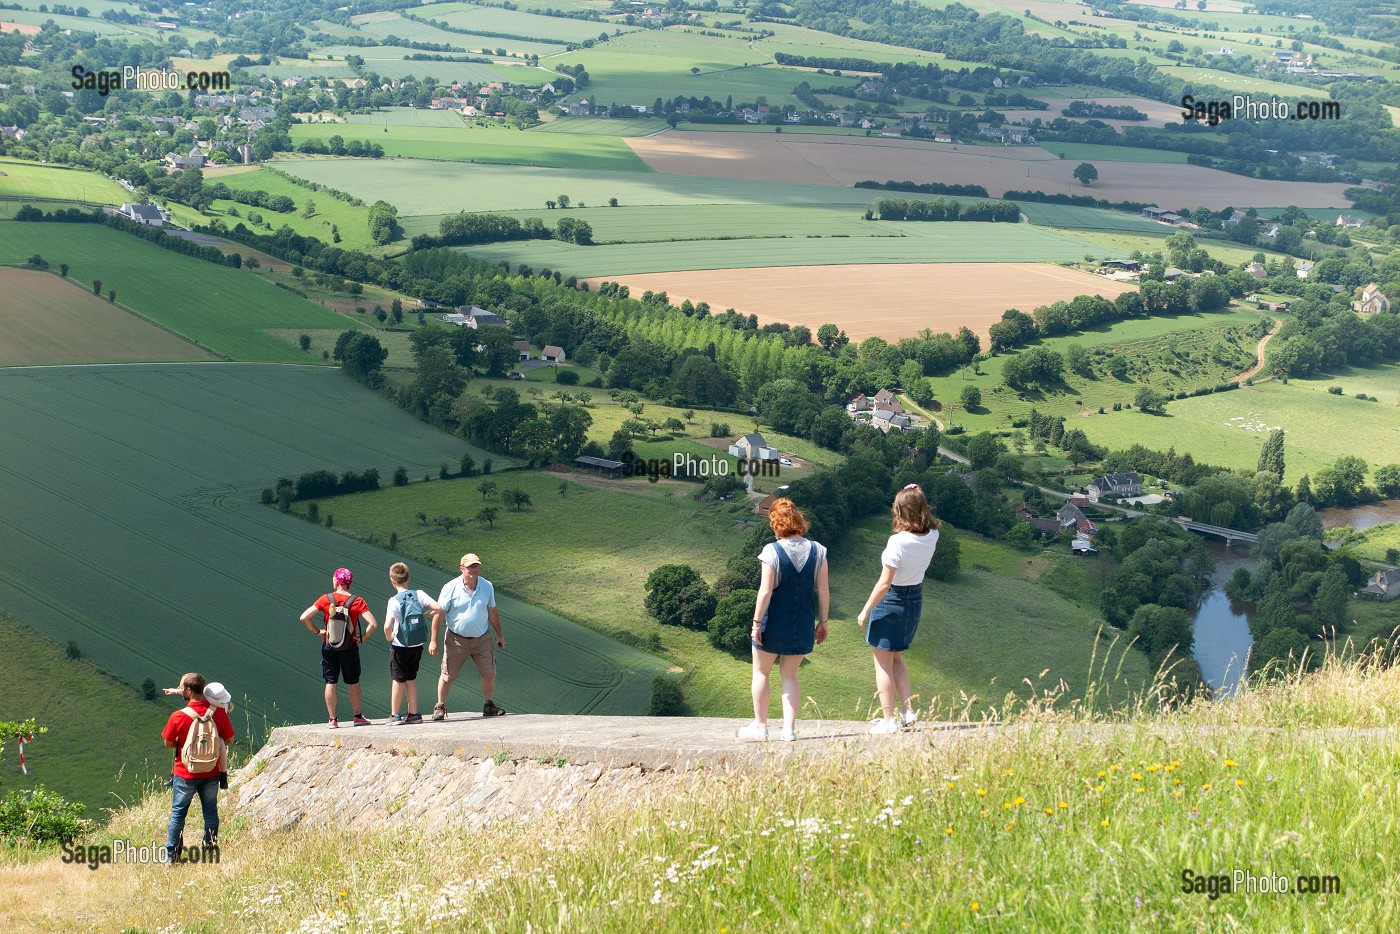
[1190,500,1400,695]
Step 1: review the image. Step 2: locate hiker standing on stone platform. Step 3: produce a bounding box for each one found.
[858,484,940,736]
[299,567,378,729]
[433,553,506,721]
[737,498,829,744]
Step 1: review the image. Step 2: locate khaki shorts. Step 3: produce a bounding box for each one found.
[441,631,495,682]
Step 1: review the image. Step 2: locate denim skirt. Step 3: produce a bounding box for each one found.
[866,585,923,652]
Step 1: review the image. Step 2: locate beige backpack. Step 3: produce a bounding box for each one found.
[179,706,224,774]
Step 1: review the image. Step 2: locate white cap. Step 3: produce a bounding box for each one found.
[204,682,232,707]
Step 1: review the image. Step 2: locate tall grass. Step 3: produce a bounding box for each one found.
[3,643,1399,930]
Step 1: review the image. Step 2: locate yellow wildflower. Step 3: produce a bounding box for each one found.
[1224,759,1235,768]
[977,788,987,797]
[971,902,980,912]
[1100,819,1109,827]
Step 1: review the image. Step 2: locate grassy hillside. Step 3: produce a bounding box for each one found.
[1077,379,1400,483]
[5,654,1397,929]
[924,306,1264,428]
[286,121,651,171]
[0,612,170,820]
[451,223,1111,276]
[212,168,377,252]
[0,223,350,363]
[0,161,129,205]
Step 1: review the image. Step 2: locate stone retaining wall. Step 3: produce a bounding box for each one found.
[233,741,684,834]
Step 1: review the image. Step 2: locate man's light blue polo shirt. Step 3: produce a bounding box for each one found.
[437,576,496,638]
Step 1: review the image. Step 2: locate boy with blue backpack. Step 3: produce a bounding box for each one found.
[384,562,444,725]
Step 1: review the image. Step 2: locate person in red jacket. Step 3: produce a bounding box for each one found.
[161,671,234,862]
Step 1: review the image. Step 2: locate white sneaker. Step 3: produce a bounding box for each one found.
[902,707,919,728]
[779,728,797,742]
[736,722,769,741]
[868,718,901,735]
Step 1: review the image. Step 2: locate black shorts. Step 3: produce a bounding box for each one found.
[389,645,425,683]
[321,644,361,685]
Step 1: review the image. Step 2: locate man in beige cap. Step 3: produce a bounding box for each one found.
[433,553,506,720]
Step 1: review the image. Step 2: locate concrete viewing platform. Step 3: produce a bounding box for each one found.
[233,715,992,832]
[262,713,991,772]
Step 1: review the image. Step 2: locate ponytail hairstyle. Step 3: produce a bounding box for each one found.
[767,498,808,538]
[892,484,939,534]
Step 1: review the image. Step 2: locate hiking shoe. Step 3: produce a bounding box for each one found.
[902,707,919,728]
[389,714,406,726]
[405,713,424,725]
[352,714,372,726]
[432,704,447,721]
[328,718,339,730]
[868,718,901,735]
[779,728,797,743]
[736,722,768,742]
[482,700,506,718]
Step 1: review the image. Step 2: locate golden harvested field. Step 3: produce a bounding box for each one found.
[0,268,212,366]
[583,262,1137,343]
[629,132,1354,209]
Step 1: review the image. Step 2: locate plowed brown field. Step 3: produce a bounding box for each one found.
[628,132,1353,209]
[0,267,211,366]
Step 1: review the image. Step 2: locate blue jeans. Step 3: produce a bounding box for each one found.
[167,775,220,857]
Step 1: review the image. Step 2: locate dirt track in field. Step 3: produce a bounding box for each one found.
[628,132,1354,209]
[583,262,1138,343]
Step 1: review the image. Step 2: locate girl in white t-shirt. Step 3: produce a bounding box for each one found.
[857,484,940,735]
